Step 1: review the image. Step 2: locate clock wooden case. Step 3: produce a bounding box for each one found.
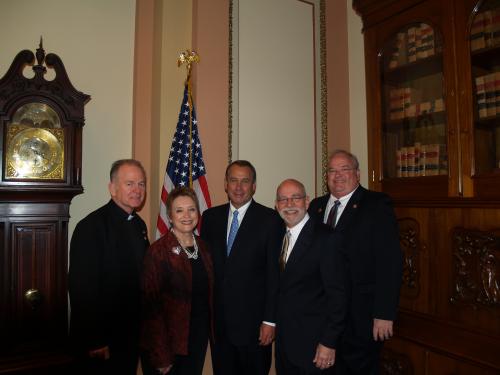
[0,41,90,373]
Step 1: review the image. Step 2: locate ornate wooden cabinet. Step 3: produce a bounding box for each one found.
[0,42,90,373]
[353,0,500,373]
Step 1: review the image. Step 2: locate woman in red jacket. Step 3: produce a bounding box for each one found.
[141,187,214,375]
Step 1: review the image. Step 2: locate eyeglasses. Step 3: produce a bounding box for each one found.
[276,196,306,204]
[327,167,356,175]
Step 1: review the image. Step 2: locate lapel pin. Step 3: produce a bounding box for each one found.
[172,246,181,255]
[353,204,358,209]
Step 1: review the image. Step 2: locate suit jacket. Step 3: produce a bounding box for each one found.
[69,200,149,355]
[200,199,282,345]
[276,218,346,370]
[141,230,214,369]
[308,186,403,344]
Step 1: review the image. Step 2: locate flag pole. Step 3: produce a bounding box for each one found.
[177,50,200,188]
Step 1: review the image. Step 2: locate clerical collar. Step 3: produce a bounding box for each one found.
[109,199,136,221]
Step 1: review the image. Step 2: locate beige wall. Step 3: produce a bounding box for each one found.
[0,0,137,236]
[347,2,368,187]
[158,0,194,216]
[234,0,319,206]
[192,0,230,206]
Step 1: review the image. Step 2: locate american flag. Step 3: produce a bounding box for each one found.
[156,83,211,239]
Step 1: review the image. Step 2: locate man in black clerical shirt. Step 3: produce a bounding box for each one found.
[68,159,150,375]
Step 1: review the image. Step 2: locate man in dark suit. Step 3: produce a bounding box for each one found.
[68,159,150,375]
[274,179,346,375]
[201,160,282,375]
[308,150,403,375]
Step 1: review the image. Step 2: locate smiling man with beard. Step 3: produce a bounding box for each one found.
[274,179,346,375]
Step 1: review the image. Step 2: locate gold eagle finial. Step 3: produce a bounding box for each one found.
[177,50,200,74]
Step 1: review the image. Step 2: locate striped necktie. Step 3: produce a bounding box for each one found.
[279,230,291,271]
[326,200,340,228]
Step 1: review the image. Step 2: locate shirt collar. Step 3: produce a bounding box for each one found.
[109,199,135,221]
[229,198,252,216]
[287,213,310,237]
[329,185,359,206]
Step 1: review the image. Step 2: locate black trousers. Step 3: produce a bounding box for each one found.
[211,334,272,375]
[142,314,209,375]
[332,339,382,375]
[275,342,333,375]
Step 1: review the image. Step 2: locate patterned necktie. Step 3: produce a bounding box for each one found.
[279,230,291,271]
[227,210,239,255]
[326,200,341,228]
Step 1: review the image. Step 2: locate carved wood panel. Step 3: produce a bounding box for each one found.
[398,218,421,298]
[450,227,500,309]
[381,348,414,375]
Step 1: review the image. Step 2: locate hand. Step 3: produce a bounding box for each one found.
[312,343,335,370]
[88,346,110,360]
[373,318,393,341]
[259,323,275,346]
[158,365,173,374]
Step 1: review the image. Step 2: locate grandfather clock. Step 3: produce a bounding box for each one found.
[0,41,90,373]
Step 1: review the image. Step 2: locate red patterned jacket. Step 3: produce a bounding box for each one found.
[141,230,214,369]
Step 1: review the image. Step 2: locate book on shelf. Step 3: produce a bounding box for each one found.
[484,10,493,48]
[389,88,404,120]
[407,146,416,177]
[492,8,500,46]
[389,32,407,69]
[434,98,445,112]
[471,12,486,51]
[495,71,500,116]
[475,75,487,118]
[395,143,447,177]
[419,144,427,176]
[396,149,402,177]
[418,23,435,58]
[397,32,408,65]
[484,73,497,117]
[424,143,440,176]
[414,142,421,176]
[400,147,408,177]
[387,85,444,121]
[469,8,500,51]
[415,25,423,61]
[407,26,417,63]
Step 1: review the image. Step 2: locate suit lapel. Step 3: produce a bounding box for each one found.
[335,186,365,231]
[312,195,329,223]
[217,204,231,258]
[226,200,256,258]
[283,218,315,271]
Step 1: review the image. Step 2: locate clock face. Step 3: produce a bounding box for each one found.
[5,126,64,180]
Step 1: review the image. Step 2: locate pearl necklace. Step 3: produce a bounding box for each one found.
[172,229,199,259]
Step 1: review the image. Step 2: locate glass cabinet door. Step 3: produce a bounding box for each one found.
[470,0,500,176]
[380,23,447,180]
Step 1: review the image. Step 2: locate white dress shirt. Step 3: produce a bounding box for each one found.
[285,213,310,262]
[226,199,252,241]
[323,186,359,226]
